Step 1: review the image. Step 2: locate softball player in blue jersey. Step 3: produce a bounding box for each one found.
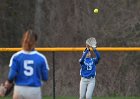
[79,45,100,99]
[5,30,49,99]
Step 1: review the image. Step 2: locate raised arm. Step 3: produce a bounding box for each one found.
[79,48,89,63]
[93,48,100,64]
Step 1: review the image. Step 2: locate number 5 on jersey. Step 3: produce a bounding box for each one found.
[24,60,34,76]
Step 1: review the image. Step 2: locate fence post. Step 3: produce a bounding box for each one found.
[53,52,55,99]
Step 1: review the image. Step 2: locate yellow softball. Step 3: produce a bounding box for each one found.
[94,8,99,14]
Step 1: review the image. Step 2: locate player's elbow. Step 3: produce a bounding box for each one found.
[42,70,49,81]
[97,53,101,60]
[98,56,101,60]
[79,59,84,64]
[8,69,17,82]
[42,75,48,81]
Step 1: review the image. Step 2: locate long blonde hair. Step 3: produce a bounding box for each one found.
[22,29,38,51]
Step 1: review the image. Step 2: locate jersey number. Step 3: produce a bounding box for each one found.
[24,60,34,76]
[87,65,92,70]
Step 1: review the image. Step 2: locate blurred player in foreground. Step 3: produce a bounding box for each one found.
[0,29,49,99]
[79,37,100,99]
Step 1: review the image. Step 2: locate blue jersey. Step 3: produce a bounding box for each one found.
[8,50,49,87]
[79,48,100,78]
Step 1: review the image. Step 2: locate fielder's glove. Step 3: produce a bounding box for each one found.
[0,81,14,97]
[0,84,6,97]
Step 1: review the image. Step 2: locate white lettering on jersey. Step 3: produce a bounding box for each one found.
[24,60,34,76]
[87,65,92,70]
[84,59,93,70]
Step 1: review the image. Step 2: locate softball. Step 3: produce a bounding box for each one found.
[94,8,99,14]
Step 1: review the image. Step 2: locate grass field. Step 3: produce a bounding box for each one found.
[0,96,140,99]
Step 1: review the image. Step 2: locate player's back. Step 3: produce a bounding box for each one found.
[9,50,49,87]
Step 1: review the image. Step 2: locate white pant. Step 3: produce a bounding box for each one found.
[79,77,95,99]
[13,85,42,99]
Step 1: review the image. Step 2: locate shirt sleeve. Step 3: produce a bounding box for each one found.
[93,48,100,64]
[79,48,89,64]
[41,57,49,81]
[8,54,18,81]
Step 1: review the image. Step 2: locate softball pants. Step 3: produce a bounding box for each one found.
[79,77,95,99]
[13,85,42,99]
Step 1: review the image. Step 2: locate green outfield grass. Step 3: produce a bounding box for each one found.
[0,96,140,99]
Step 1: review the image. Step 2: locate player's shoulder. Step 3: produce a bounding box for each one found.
[11,50,24,58]
[35,51,47,60]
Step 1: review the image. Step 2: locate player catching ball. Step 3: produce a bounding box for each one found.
[0,29,49,99]
[79,37,100,99]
